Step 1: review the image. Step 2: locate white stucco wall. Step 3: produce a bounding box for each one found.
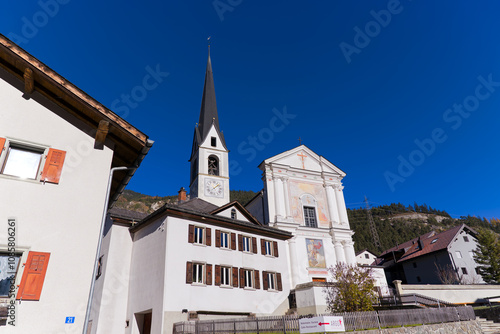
[0,75,114,333]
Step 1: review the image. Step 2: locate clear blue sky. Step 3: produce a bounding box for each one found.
[3,1,499,219]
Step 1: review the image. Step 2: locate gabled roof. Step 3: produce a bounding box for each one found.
[130,201,292,240]
[176,198,218,214]
[380,224,477,263]
[108,208,148,222]
[259,145,346,177]
[356,249,379,257]
[210,200,263,226]
[0,34,153,207]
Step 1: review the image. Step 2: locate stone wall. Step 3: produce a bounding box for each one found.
[352,320,482,334]
[475,306,500,322]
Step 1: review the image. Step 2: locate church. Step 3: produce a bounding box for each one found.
[90,50,358,334]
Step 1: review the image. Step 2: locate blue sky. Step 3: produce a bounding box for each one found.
[3,1,500,219]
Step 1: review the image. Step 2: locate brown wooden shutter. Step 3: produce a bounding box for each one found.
[215,265,221,286]
[239,268,244,288]
[261,239,266,255]
[254,270,260,289]
[205,228,211,246]
[232,267,239,287]
[40,148,66,184]
[206,264,212,285]
[215,230,221,247]
[238,234,243,251]
[263,271,269,290]
[186,262,193,284]
[277,273,282,291]
[188,225,194,243]
[252,237,257,254]
[231,233,236,250]
[0,137,5,154]
[17,252,50,301]
[273,241,279,257]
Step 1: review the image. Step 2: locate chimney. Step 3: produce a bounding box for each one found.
[178,187,187,202]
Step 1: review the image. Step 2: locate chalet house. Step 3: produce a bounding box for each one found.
[377,224,483,285]
[356,249,378,266]
[0,34,152,333]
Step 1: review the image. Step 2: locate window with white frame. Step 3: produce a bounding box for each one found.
[267,272,276,290]
[1,145,44,179]
[0,253,21,297]
[244,269,254,288]
[242,236,251,252]
[264,240,272,256]
[192,263,205,284]
[194,226,204,244]
[303,206,317,228]
[221,266,231,286]
[220,231,230,249]
[455,251,463,259]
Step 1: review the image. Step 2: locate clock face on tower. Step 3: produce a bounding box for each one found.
[204,179,224,198]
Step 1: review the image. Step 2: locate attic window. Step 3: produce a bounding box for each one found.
[231,208,236,220]
[211,137,216,147]
[431,238,438,244]
[463,236,469,242]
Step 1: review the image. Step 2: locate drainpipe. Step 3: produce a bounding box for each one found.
[83,166,135,334]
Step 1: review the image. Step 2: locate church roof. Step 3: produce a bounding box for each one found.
[196,50,227,148]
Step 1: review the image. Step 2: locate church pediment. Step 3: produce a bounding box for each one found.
[260,145,345,177]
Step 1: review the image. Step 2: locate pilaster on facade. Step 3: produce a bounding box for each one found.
[334,240,346,263]
[324,183,340,227]
[333,184,350,228]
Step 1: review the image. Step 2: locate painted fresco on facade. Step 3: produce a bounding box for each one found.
[289,181,328,226]
[306,238,326,268]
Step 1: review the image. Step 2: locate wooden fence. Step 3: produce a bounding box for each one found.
[173,306,475,334]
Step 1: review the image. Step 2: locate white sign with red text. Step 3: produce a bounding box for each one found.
[299,316,345,333]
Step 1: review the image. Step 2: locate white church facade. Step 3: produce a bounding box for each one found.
[90,51,359,334]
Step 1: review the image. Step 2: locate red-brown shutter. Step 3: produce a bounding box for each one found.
[0,138,5,154]
[40,148,66,184]
[261,239,266,255]
[17,252,50,301]
[215,230,221,248]
[215,265,221,286]
[231,233,236,250]
[277,273,282,291]
[206,264,212,285]
[188,225,194,243]
[273,241,279,258]
[254,270,260,289]
[263,271,269,290]
[239,268,244,288]
[186,262,193,284]
[205,228,211,246]
[252,237,257,254]
[232,267,239,287]
[238,234,243,251]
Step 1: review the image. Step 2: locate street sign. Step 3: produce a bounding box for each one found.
[299,316,345,333]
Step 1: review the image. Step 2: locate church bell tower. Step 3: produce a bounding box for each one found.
[189,49,230,207]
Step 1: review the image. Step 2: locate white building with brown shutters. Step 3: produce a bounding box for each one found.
[0,35,152,333]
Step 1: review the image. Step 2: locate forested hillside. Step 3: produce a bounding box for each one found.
[114,190,499,255]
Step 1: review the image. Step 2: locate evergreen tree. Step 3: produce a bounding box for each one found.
[474,229,500,284]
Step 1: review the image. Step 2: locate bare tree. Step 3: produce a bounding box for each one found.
[434,263,459,284]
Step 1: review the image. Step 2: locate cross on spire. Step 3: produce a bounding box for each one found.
[298,137,303,145]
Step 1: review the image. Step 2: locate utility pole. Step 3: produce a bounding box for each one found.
[365,196,381,251]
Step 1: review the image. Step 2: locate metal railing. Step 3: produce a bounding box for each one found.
[377,293,454,308]
[173,305,475,334]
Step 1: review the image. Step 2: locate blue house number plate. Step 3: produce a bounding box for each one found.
[65,317,75,324]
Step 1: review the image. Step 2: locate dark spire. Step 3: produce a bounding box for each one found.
[197,48,225,146]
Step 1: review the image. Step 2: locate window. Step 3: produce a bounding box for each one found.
[186,262,212,285]
[416,276,421,283]
[193,263,204,283]
[412,262,417,268]
[364,254,369,259]
[461,267,468,275]
[188,225,211,246]
[208,155,219,176]
[455,251,463,259]
[475,267,481,275]
[303,206,317,228]
[242,236,251,252]
[220,231,229,249]
[239,268,260,289]
[263,271,282,291]
[211,137,217,147]
[260,239,279,257]
[463,236,469,242]
[220,266,231,286]
[244,269,253,288]
[431,238,438,244]
[2,145,43,179]
[0,253,20,297]
[0,138,66,184]
[231,208,236,220]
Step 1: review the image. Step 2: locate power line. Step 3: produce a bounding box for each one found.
[365,196,382,251]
